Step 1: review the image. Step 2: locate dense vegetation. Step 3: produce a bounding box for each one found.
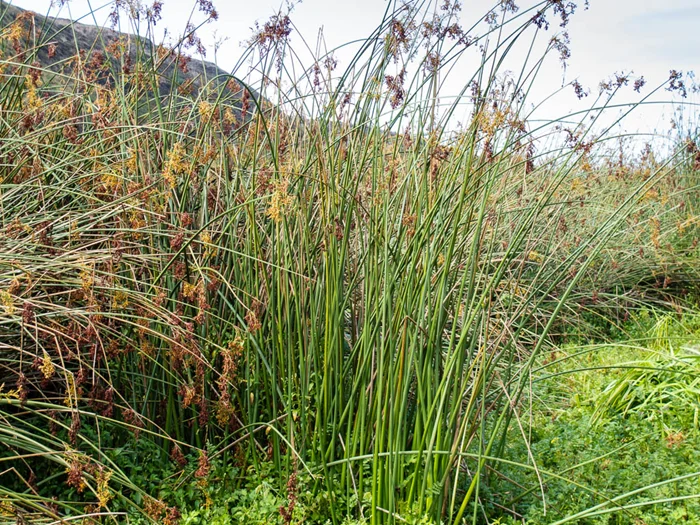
[0,0,698,523]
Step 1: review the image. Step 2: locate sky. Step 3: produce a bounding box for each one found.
[8,0,700,145]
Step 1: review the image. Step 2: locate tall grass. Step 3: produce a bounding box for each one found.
[0,0,698,523]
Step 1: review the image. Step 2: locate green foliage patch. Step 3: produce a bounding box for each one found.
[490,312,700,524]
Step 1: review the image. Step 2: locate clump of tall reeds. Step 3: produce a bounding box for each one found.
[0,0,698,523]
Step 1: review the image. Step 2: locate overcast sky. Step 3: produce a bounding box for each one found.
[9,0,700,143]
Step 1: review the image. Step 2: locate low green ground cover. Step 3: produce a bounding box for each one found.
[492,311,700,524]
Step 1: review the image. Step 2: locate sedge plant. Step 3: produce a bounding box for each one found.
[0,0,698,523]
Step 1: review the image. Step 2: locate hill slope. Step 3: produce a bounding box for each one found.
[0,1,254,104]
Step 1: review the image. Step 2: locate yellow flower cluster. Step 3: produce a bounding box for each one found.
[182,281,198,300]
[198,101,215,121]
[112,290,130,310]
[163,142,188,188]
[475,106,509,138]
[223,107,237,127]
[649,216,661,249]
[0,290,14,315]
[267,178,295,223]
[64,372,77,408]
[80,265,94,292]
[96,468,113,509]
[527,251,544,264]
[40,351,56,380]
[5,21,27,44]
[0,498,15,517]
[100,172,120,194]
[0,384,20,400]
[125,148,138,174]
[26,77,42,110]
